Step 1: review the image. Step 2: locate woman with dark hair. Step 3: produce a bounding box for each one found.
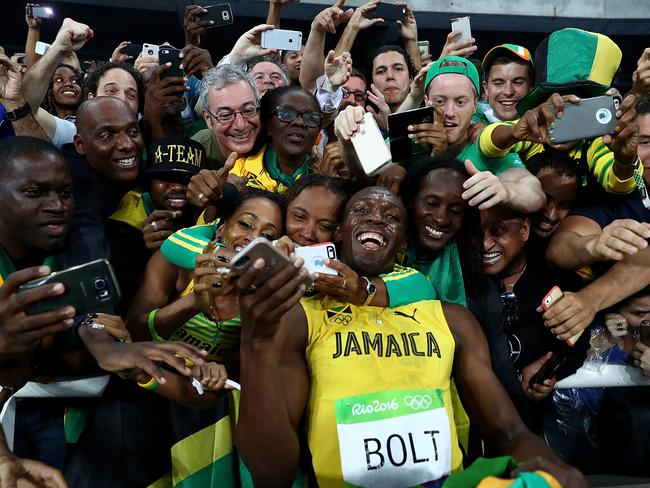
[41,63,83,120]
[230,85,323,193]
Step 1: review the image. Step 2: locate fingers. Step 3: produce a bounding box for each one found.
[20,459,68,488]
[187,169,223,206]
[0,266,51,298]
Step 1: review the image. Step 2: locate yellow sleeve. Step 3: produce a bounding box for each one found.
[477,120,540,161]
[586,137,639,194]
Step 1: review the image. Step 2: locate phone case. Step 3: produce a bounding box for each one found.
[388,107,434,162]
[351,112,392,176]
[126,43,142,58]
[159,48,183,79]
[294,243,338,276]
[261,30,303,52]
[541,285,563,312]
[450,16,471,42]
[142,43,159,60]
[370,3,405,21]
[230,238,313,287]
[18,259,121,316]
[418,41,430,57]
[196,3,234,27]
[641,320,650,347]
[549,95,620,144]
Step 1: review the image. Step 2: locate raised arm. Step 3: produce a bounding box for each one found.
[334,0,382,56]
[236,257,310,487]
[546,215,650,270]
[24,3,42,68]
[266,0,299,28]
[397,2,421,71]
[444,303,587,487]
[299,0,353,92]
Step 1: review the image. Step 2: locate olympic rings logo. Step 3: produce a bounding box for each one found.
[403,394,432,410]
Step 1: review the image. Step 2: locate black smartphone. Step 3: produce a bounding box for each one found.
[388,106,434,162]
[125,43,142,59]
[640,320,650,347]
[370,2,405,21]
[528,352,566,389]
[18,259,121,316]
[230,238,312,288]
[196,3,234,27]
[29,6,54,18]
[159,47,183,79]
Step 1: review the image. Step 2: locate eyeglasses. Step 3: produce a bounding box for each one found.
[274,106,323,128]
[205,105,259,125]
[341,87,367,103]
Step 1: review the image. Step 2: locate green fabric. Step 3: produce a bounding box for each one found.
[443,456,520,488]
[263,146,310,189]
[64,405,93,443]
[142,192,156,216]
[472,103,491,125]
[184,118,208,139]
[191,128,226,170]
[0,245,57,283]
[174,453,237,488]
[381,264,436,307]
[457,142,524,175]
[548,29,597,85]
[161,224,218,270]
[425,56,481,95]
[403,241,467,307]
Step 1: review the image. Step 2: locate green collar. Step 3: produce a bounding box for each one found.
[0,244,57,282]
[141,192,156,216]
[263,145,310,189]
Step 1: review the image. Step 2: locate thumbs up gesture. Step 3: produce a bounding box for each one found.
[461,160,508,210]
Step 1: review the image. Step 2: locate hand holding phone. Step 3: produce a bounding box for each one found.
[0,266,77,354]
[549,95,621,144]
[195,3,234,28]
[369,3,405,22]
[527,352,565,390]
[350,112,392,175]
[231,238,312,287]
[142,43,159,61]
[29,6,54,18]
[388,106,435,161]
[159,47,183,79]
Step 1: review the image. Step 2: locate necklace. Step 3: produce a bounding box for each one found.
[375,307,387,325]
[502,264,527,293]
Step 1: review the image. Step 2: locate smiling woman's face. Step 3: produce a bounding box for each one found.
[267,90,320,162]
[219,197,283,252]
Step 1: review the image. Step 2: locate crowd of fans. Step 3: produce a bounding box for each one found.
[1,0,650,486]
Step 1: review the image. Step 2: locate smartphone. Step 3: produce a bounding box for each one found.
[541,286,563,312]
[640,320,650,347]
[196,3,234,27]
[528,352,566,389]
[549,95,621,144]
[125,43,142,59]
[351,112,393,176]
[369,2,405,22]
[230,238,313,287]
[159,47,183,79]
[388,106,434,162]
[29,6,54,18]
[261,29,303,52]
[294,243,337,276]
[450,16,471,43]
[34,41,51,55]
[141,43,159,61]
[18,259,121,316]
[418,40,430,57]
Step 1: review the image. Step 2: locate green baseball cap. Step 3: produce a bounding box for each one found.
[424,56,481,96]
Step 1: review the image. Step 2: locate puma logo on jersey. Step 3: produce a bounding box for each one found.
[394,309,420,324]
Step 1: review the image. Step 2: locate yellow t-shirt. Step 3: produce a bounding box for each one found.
[302,295,463,487]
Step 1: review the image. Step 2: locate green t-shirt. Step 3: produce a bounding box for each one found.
[456,141,524,175]
[191,128,226,170]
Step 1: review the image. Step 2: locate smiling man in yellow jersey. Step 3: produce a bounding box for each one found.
[235,186,586,488]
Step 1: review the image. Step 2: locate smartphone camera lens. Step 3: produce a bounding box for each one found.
[94,278,107,291]
[327,247,335,259]
[147,49,154,56]
[222,11,230,20]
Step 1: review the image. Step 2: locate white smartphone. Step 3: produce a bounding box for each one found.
[261,29,303,52]
[294,242,338,276]
[351,112,392,176]
[141,43,159,61]
[450,16,471,43]
[418,40,430,57]
[35,41,51,55]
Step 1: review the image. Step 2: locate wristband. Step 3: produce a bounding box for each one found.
[147,308,163,341]
[137,375,160,391]
[6,103,32,122]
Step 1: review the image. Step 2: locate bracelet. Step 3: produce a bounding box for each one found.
[614,156,639,169]
[147,308,163,341]
[137,375,160,391]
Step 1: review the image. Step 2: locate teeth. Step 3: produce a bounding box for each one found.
[483,251,502,264]
[425,225,444,238]
[115,157,136,167]
[231,133,251,141]
[499,101,516,106]
[357,232,385,246]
